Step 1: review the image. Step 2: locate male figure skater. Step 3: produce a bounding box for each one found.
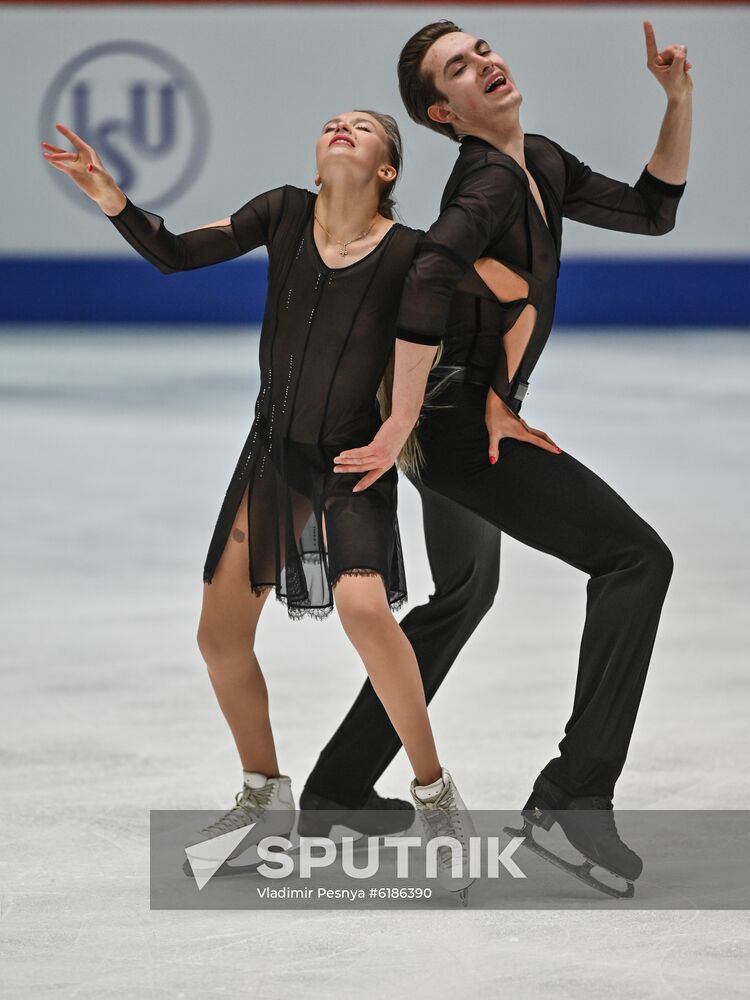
[303,19,691,891]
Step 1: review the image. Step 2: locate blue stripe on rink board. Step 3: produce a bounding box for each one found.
[1,256,749,327]
[0,257,270,325]
[556,259,750,327]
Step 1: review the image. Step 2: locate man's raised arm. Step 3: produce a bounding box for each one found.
[643,20,692,186]
[554,20,692,236]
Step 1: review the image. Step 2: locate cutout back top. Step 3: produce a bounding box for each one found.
[396,133,686,403]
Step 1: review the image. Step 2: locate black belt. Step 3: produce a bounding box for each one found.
[429,366,530,403]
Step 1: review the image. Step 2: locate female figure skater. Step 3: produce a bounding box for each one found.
[41,112,473,895]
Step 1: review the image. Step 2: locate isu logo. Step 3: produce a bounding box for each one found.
[38,40,210,213]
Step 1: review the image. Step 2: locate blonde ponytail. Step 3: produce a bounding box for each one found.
[376,343,443,477]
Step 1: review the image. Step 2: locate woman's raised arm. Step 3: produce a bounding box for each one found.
[41,123,273,273]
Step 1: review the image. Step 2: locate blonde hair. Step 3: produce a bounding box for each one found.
[361,108,443,476]
[376,343,443,477]
[353,109,402,220]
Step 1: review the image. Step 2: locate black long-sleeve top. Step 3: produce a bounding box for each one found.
[106,185,419,446]
[396,133,686,401]
[104,185,421,618]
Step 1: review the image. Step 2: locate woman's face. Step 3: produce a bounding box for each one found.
[315,111,395,189]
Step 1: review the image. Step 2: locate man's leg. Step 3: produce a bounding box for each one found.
[303,474,502,807]
[416,395,673,802]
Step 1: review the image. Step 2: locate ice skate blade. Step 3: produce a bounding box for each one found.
[182,832,371,879]
[442,875,474,904]
[183,856,265,878]
[503,822,635,900]
[293,822,373,844]
[297,811,414,839]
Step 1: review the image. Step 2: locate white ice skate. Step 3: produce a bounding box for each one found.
[183,775,295,878]
[410,767,477,906]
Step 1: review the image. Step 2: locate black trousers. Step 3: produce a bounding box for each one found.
[304,383,673,805]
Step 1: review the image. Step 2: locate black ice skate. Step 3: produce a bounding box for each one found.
[297,787,414,838]
[503,778,643,899]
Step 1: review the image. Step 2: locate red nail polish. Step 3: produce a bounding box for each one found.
[87,164,93,172]
[489,455,497,465]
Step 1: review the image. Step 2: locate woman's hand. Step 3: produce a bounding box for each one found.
[333,415,414,492]
[485,388,561,463]
[643,20,693,101]
[41,123,126,215]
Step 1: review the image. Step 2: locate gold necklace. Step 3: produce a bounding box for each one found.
[314,212,379,257]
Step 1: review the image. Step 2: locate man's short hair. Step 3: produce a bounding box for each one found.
[398,20,463,142]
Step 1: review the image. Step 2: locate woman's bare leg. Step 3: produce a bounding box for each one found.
[196,486,278,775]
[333,574,441,786]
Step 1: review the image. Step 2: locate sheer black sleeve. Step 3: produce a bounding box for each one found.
[103,186,288,273]
[548,139,686,236]
[396,164,525,345]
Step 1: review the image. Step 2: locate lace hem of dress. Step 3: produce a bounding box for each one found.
[330,567,385,587]
[331,568,407,613]
[248,572,407,622]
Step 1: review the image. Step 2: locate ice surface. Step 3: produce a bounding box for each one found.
[1,329,749,998]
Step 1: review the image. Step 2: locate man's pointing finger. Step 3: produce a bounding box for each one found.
[643,20,659,63]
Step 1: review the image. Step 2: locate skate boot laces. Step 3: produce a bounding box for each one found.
[560,798,642,878]
[417,783,470,857]
[201,783,275,838]
[571,801,627,846]
[584,809,636,857]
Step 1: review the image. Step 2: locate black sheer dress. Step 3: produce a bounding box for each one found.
[106,185,420,619]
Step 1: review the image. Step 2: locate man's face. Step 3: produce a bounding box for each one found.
[423,32,522,133]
